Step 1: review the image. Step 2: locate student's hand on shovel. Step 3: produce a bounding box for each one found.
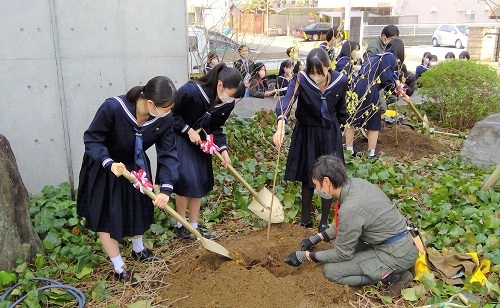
[188,128,201,145]
[273,119,285,149]
[152,193,170,210]
[220,150,231,168]
[110,162,126,177]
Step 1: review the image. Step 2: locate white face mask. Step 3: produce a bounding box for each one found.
[354,50,363,60]
[148,104,170,118]
[354,65,362,72]
[211,59,219,66]
[314,185,333,200]
[219,95,234,104]
[429,61,437,67]
[284,68,293,74]
[310,74,326,84]
[240,51,249,58]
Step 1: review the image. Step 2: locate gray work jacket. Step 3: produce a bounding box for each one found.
[314,178,409,263]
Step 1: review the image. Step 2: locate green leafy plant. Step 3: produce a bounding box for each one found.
[417,60,500,129]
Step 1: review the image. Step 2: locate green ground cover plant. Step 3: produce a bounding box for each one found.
[0,111,498,307]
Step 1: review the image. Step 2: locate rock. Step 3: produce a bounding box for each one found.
[0,134,43,271]
[460,114,500,168]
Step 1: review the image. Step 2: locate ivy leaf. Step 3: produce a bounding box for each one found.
[75,267,93,279]
[0,271,16,286]
[401,287,418,301]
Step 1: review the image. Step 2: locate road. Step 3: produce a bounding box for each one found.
[246,34,467,74]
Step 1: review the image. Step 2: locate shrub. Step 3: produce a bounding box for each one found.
[417,60,500,129]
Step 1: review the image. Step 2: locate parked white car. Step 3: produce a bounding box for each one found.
[432,25,468,49]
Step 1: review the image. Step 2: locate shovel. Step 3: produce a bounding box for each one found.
[213,151,284,223]
[118,167,231,259]
[197,129,284,223]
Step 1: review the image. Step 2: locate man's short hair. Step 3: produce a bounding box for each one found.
[381,25,399,38]
[310,155,348,188]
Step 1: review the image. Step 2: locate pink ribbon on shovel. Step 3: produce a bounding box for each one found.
[200,134,220,154]
[130,169,153,194]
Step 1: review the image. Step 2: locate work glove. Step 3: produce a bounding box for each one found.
[284,251,307,267]
[299,233,322,251]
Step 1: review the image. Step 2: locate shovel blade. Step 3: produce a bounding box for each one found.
[248,187,284,223]
[200,238,232,259]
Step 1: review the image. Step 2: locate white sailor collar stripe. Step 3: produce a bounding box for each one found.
[299,71,344,91]
[114,96,159,127]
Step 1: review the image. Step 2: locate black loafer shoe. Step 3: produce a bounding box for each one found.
[175,226,194,240]
[384,271,413,296]
[131,248,161,262]
[113,270,137,284]
[295,220,313,228]
[196,227,215,239]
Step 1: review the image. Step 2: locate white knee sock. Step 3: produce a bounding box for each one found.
[190,222,198,229]
[131,237,145,253]
[176,221,183,228]
[346,146,354,154]
[110,255,125,273]
[369,149,376,156]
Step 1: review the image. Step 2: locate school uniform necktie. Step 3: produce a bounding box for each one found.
[320,90,332,127]
[134,128,150,180]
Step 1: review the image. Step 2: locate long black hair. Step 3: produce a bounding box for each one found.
[337,40,360,59]
[278,60,293,77]
[385,38,405,63]
[306,47,330,76]
[196,63,245,107]
[126,76,177,107]
[250,62,265,80]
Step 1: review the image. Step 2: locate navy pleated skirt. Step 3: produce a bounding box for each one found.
[285,121,344,188]
[352,80,382,131]
[76,154,154,242]
[173,134,213,198]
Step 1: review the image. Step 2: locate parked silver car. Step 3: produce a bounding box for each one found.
[432,25,468,49]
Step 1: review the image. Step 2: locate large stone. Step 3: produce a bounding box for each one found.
[0,134,43,271]
[460,114,500,168]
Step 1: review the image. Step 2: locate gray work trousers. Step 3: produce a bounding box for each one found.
[323,234,418,286]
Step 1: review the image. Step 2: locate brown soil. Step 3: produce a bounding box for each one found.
[163,224,361,308]
[155,126,452,308]
[353,123,451,160]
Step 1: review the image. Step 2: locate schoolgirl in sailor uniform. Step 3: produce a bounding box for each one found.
[77,76,179,282]
[344,38,404,158]
[173,63,245,239]
[335,40,361,77]
[273,48,348,232]
[277,60,294,96]
[415,51,431,80]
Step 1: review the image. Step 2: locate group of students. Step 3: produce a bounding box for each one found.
[415,49,470,80]
[76,25,417,294]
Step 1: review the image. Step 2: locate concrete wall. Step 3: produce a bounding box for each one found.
[0,0,189,193]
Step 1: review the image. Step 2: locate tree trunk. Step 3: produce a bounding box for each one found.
[0,134,43,271]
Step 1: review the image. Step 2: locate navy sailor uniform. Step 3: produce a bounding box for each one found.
[77,95,179,242]
[335,56,353,75]
[276,69,348,187]
[351,52,397,131]
[173,82,233,198]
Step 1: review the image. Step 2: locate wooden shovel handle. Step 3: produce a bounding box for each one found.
[117,167,203,239]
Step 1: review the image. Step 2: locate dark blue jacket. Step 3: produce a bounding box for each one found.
[173,82,233,152]
[83,95,178,193]
[276,70,348,128]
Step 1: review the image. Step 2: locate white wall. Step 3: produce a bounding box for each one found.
[0,0,189,193]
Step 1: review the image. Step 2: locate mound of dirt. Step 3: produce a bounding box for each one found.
[353,124,450,160]
[163,224,360,307]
